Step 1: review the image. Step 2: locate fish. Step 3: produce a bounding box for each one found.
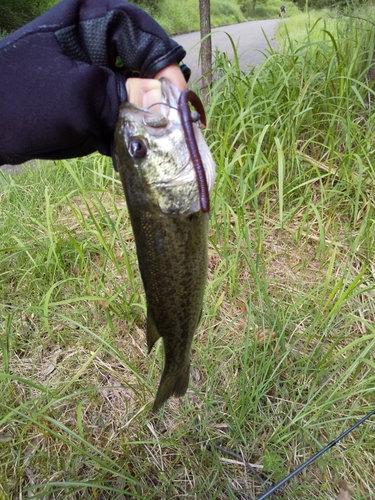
[114,78,216,412]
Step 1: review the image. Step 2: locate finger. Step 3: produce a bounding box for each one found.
[143,85,163,111]
[125,78,162,108]
[154,63,188,92]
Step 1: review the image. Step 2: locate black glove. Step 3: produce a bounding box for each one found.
[0,0,189,165]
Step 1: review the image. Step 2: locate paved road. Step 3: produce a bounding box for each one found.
[1,162,31,176]
[173,18,280,81]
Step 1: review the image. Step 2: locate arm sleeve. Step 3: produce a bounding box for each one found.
[0,0,187,165]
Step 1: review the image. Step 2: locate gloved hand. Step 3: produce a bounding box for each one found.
[0,0,190,166]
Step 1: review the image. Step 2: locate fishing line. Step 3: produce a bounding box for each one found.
[147,102,178,111]
[257,408,375,499]
[147,102,201,122]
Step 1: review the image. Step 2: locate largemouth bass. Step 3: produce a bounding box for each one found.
[114,79,216,412]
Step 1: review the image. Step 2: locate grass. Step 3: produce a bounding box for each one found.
[154,0,246,35]
[1,9,375,500]
[153,0,296,35]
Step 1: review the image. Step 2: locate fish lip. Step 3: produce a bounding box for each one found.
[122,103,169,129]
[143,113,169,128]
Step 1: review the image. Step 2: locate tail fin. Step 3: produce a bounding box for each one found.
[152,364,190,413]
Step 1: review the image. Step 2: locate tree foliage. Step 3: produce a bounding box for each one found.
[0,0,55,33]
[128,0,159,16]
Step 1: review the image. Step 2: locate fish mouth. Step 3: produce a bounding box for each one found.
[142,111,169,128]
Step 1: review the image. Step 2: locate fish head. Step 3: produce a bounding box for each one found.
[114,79,216,215]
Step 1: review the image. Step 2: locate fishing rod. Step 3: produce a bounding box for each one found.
[257,408,375,499]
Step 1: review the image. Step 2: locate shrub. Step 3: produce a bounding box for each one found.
[0,0,56,33]
[155,0,200,34]
[211,0,245,26]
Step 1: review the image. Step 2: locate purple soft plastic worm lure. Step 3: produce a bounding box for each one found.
[178,90,210,214]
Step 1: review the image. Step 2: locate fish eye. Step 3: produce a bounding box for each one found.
[128,138,148,158]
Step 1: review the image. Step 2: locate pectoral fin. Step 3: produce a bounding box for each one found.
[146,311,161,354]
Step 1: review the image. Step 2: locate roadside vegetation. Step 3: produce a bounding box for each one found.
[1,4,375,500]
[0,0,299,36]
[152,0,299,34]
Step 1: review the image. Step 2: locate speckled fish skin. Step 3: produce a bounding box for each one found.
[114,79,215,412]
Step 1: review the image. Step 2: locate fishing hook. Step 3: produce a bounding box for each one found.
[178,89,210,214]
